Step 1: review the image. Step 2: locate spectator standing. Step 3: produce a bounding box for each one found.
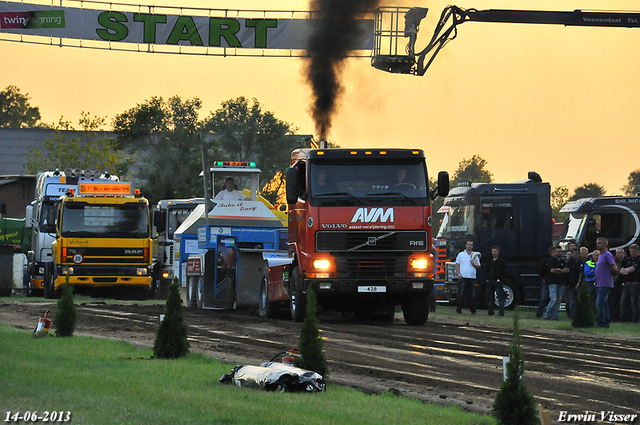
[583,251,598,299]
[594,237,618,328]
[611,248,627,321]
[485,245,507,316]
[536,253,551,318]
[455,240,481,314]
[619,244,640,323]
[565,248,582,318]
[545,246,569,320]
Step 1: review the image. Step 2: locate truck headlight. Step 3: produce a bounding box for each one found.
[309,257,335,278]
[410,258,428,270]
[62,266,74,275]
[407,254,433,278]
[313,259,330,270]
[136,268,148,276]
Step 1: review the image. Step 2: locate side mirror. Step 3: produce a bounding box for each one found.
[153,210,165,233]
[44,207,57,233]
[25,205,33,229]
[433,171,449,199]
[285,167,299,205]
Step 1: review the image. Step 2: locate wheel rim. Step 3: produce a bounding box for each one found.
[497,284,515,308]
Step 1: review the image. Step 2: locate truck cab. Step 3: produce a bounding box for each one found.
[152,198,205,298]
[560,196,640,252]
[437,175,552,308]
[25,169,119,297]
[283,148,448,325]
[45,181,152,299]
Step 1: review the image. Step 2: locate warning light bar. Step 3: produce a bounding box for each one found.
[78,182,132,196]
[213,161,256,167]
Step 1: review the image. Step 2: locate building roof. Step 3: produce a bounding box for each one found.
[0,128,115,176]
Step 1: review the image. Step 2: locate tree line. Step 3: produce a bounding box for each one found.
[3,84,639,213]
[2,85,307,205]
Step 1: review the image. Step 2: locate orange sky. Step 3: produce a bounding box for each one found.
[2,0,639,195]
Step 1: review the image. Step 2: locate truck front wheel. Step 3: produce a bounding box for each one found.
[259,272,274,318]
[402,292,430,326]
[43,263,54,299]
[196,277,204,309]
[187,276,197,308]
[289,267,306,322]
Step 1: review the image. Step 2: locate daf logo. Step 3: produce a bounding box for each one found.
[351,208,394,223]
[125,249,143,255]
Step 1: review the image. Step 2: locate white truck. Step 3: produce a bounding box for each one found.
[151,198,204,298]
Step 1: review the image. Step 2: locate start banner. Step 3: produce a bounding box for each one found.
[0,1,373,51]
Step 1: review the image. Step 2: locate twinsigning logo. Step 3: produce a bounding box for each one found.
[0,10,65,29]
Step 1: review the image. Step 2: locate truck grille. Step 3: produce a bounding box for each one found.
[65,247,147,265]
[335,254,408,279]
[316,231,428,252]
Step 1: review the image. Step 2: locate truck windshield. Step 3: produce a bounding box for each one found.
[167,207,197,239]
[61,202,149,238]
[437,204,475,238]
[560,212,588,241]
[39,202,57,233]
[309,160,428,206]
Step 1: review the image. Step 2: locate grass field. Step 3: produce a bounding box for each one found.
[0,323,495,425]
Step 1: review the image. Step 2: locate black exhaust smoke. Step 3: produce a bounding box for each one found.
[306,0,380,141]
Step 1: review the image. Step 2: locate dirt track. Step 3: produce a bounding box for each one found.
[2,301,640,423]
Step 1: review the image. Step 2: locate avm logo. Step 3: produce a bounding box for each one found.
[350,208,394,223]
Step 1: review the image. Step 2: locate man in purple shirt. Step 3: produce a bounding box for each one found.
[595,237,619,328]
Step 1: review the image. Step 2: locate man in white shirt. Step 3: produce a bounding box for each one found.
[214,177,247,201]
[455,240,481,314]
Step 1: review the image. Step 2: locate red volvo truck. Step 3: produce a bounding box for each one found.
[260,148,448,325]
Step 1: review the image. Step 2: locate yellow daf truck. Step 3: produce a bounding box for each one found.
[44,181,152,299]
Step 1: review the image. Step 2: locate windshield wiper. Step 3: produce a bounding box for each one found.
[366,192,416,204]
[314,192,364,204]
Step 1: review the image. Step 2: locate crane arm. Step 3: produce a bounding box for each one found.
[410,6,640,75]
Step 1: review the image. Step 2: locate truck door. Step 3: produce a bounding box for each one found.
[201,235,237,309]
[478,198,516,255]
[213,235,237,309]
[590,208,639,249]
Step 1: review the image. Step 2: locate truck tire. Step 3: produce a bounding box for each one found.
[43,263,53,299]
[187,276,197,308]
[258,272,274,318]
[289,266,306,322]
[402,292,430,326]
[196,277,204,309]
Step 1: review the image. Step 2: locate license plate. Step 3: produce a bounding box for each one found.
[358,286,386,293]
